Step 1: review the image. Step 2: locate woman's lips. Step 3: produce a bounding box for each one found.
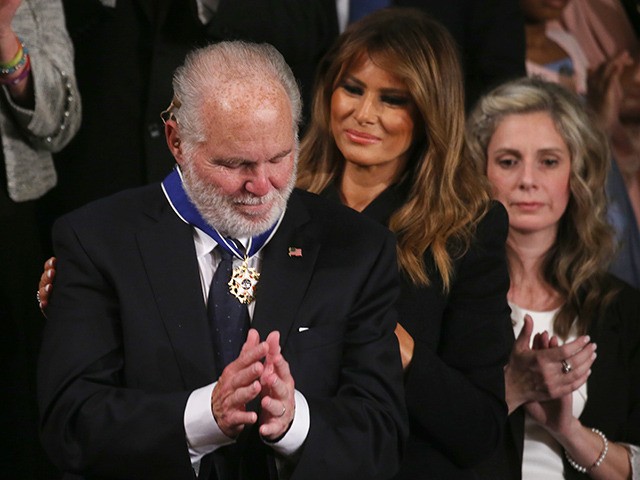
[345,129,381,144]
[512,201,544,211]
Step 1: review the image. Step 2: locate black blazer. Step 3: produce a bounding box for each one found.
[38,187,407,479]
[477,276,640,479]
[322,184,513,479]
[572,278,640,478]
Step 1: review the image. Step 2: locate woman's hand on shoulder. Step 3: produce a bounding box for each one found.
[37,257,56,314]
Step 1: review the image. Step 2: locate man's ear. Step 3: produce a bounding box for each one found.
[165,120,184,165]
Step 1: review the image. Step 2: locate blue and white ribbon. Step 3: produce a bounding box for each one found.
[161,166,281,260]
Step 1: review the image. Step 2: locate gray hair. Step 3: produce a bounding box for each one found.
[171,41,302,145]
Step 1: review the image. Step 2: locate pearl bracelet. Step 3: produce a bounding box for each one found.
[565,428,609,473]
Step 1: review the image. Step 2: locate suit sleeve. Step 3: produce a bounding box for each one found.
[37,215,195,479]
[289,230,408,480]
[403,203,512,467]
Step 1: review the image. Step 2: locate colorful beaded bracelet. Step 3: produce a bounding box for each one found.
[0,37,28,75]
[0,54,30,86]
[0,36,23,68]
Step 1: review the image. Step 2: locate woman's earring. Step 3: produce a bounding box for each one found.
[173,140,180,148]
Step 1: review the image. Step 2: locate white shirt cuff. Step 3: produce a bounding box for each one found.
[184,382,234,467]
[265,390,310,456]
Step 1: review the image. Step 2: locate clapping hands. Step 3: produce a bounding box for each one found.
[211,329,295,441]
[505,314,596,414]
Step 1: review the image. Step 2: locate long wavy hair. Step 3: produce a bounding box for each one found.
[297,8,491,289]
[466,77,617,337]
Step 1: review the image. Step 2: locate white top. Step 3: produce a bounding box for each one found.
[510,303,587,479]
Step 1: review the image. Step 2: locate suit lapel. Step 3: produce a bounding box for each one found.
[252,192,320,347]
[137,197,216,388]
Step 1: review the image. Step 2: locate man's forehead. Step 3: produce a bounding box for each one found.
[197,83,294,142]
[196,83,295,157]
[205,78,290,114]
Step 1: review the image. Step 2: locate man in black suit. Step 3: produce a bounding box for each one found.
[37,41,407,479]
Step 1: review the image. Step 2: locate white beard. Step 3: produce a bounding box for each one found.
[180,159,296,238]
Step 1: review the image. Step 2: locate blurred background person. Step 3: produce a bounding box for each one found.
[519,0,589,94]
[560,0,640,289]
[298,9,513,479]
[0,0,80,477]
[467,77,640,480]
[518,0,640,288]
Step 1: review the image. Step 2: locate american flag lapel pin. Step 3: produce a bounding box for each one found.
[288,246,302,257]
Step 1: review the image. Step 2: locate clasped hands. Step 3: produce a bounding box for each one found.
[211,329,295,442]
[505,314,597,416]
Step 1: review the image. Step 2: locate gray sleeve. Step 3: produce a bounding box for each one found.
[0,0,82,201]
[4,0,81,151]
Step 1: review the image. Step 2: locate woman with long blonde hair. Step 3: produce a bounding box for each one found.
[298,8,512,479]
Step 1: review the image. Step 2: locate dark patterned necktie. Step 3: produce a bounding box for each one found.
[208,245,250,377]
[206,246,270,480]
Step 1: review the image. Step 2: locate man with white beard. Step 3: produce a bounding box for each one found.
[37,41,407,480]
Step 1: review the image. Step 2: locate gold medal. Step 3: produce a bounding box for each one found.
[228,259,260,304]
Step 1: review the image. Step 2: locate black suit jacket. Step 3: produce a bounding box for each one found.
[476,276,640,479]
[321,183,513,479]
[38,186,407,479]
[570,278,640,478]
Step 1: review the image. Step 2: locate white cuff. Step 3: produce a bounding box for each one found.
[184,382,234,465]
[265,390,310,457]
